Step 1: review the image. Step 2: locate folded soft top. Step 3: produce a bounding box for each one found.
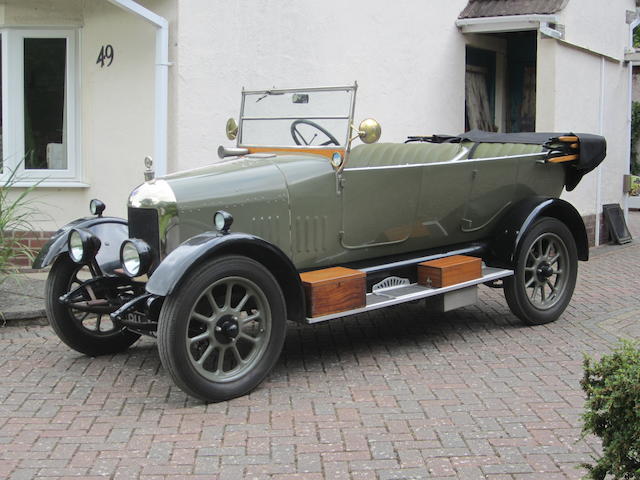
[407,129,607,192]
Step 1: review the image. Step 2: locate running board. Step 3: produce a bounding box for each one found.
[305,266,513,324]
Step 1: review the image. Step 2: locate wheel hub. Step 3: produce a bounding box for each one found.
[536,262,554,280]
[213,315,239,344]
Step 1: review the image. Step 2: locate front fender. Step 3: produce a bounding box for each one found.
[146,232,306,322]
[32,216,128,271]
[487,197,588,268]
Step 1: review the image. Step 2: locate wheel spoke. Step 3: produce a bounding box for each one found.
[197,344,215,365]
[216,346,227,372]
[230,344,244,365]
[192,312,212,324]
[206,290,220,313]
[241,312,261,327]
[545,279,556,294]
[525,276,536,287]
[234,292,251,312]
[530,285,538,301]
[239,332,258,344]
[545,240,553,258]
[224,283,234,309]
[549,254,560,265]
[95,315,102,332]
[190,332,210,344]
[540,284,546,301]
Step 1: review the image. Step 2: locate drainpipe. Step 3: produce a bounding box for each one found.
[595,57,605,247]
[106,0,169,177]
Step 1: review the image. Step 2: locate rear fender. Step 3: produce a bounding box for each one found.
[488,197,588,268]
[146,232,306,323]
[32,217,128,272]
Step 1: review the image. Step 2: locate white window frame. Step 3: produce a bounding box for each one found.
[1,28,82,186]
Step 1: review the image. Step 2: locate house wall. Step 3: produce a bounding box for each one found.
[1,0,83,26]
[2,0,634,248]
[2,0,163,229]
[536,0,633,242]
[172,0,471,171]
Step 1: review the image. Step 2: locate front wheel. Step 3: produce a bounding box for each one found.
[45,256,141,356]
[157,255,287,402]
[503,217,578,325]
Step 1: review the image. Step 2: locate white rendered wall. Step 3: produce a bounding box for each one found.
[1,0,83,26]
[559,0,630,61]
[172,0,471,171]
[537,0,632,218]
[3,0,633,230]
[2,0,159,230]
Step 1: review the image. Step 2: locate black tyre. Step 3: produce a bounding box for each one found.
[45,256,141,355]
[157,255,287,402]
[503,217,578,325]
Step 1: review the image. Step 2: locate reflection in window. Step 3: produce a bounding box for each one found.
[24,38,67,170]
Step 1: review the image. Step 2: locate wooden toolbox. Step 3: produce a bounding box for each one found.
[300,267,366,317]
[418,255,482,288]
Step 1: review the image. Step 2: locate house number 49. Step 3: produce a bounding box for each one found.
[96,45,115,68]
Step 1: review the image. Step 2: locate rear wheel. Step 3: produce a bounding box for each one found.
[503,217,577,325]
[45,256,140,355]
[157,255,287,402]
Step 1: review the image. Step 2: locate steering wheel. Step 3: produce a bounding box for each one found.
[290,119,340,146]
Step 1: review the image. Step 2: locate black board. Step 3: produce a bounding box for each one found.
[602,204,632,245]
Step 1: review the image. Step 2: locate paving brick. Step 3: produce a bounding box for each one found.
[4,234,640,479]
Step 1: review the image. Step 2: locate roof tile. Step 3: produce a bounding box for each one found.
[459,0,568,18]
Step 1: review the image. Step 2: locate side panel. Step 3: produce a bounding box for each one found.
[273,156,343,269]
[166,157,291,257]
[341,167,422,248]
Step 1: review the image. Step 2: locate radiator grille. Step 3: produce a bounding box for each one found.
[128,207,160,269]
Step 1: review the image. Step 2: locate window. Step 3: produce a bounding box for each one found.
[0,29,80,185]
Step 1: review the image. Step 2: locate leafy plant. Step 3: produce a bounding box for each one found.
[580,340,640,479]
[0,164,40,284]
[631,102,640,175]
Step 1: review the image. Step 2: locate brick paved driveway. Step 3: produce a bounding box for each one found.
[2,241,640,480]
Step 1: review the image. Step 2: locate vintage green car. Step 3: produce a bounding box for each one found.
[33,84,606,402]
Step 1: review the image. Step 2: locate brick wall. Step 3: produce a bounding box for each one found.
[3,230,57,270]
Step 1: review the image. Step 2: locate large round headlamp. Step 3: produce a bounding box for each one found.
[67,228,101,264]
[120,239,152,277]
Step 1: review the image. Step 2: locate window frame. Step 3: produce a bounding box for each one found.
[1,27,82,186]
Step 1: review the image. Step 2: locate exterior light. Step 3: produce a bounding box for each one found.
[214,211,233,233]
[331,152,343,168]
[89,199,106,217]
[120,239,152,277]
[67,228,101,264]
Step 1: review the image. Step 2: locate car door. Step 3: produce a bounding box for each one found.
[340,165,422,249]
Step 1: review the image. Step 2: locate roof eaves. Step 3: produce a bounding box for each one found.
[459,0,569,19]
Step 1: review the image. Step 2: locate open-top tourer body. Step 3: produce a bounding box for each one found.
[34,84,606,402]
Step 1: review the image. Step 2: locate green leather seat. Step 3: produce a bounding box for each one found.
[347,142,464,168]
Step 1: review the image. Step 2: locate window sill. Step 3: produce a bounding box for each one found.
[3,180,90,188]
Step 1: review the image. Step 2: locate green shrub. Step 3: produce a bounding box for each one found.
[0,164,40,284]
[580,341,640,479]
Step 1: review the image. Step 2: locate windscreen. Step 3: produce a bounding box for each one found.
[240,87,354,148]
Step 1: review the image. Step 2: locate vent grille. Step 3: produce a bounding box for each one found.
[128,207,160,270]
